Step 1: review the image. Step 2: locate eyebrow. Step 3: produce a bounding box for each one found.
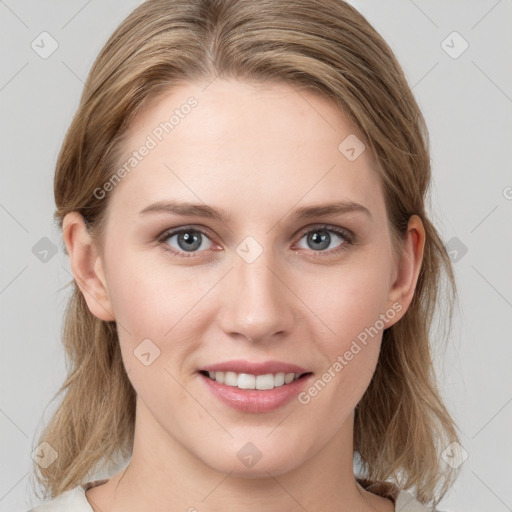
[138,199,371,223]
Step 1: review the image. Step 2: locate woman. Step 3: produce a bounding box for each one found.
[29,1,461,510]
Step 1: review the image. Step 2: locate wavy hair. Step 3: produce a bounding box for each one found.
[32,0,462,508]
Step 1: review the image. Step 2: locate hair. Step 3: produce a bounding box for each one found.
[32,0,462,508]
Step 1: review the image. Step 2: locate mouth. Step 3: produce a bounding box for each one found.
[198,370,312,391]
[197,360,314,413]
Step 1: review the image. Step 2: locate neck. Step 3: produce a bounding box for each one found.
[86,400,392,512]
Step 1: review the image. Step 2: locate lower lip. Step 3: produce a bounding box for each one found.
[199,373,312,413]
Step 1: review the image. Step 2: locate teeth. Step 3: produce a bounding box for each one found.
[284,373,295,384]
[206,371,302,390]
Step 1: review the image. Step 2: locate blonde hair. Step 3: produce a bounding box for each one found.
[32,0,462,507]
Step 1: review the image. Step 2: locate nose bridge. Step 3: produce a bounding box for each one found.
[219,237,292,341]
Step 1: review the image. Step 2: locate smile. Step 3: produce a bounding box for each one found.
[200,370,307,390]
[197,360,313,413]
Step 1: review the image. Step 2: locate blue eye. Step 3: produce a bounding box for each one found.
[295,226,353,254]
[157,224,354,258]
[160,228,214,256]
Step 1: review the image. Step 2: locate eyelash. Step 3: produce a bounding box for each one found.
[156,224,355,259]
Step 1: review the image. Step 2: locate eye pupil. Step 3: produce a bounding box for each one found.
[164,226,348,257]
[178,231,202,251]
[308,230,330,251]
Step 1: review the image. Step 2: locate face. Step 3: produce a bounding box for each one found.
[82,79,411,477]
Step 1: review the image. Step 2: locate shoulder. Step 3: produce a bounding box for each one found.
[394,489,432,511]
[27,480,107,512]
[357,477,433,512]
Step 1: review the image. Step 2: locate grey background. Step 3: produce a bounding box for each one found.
[1,1,511,511]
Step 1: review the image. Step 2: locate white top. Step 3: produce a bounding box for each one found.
[27,478,432,511]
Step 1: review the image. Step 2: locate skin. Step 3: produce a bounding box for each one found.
[63,78,425,512]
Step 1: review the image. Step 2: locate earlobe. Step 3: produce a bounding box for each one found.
[62,212,115,321]
[387,214,426,316]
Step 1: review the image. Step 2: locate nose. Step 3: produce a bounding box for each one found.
[217,244,297,344]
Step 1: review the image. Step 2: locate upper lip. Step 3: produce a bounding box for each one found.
[200,359,310,375]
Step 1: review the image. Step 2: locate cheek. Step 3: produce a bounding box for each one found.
[103,248,219,376]
[300,253,393,344]
[294,252,393,404]
[105,247,203,333]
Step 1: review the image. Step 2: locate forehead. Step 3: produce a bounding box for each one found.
[106,79,385,223]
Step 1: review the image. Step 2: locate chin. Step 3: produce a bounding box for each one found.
[196,436,307,478]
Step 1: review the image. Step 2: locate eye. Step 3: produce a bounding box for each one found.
[157,224,354,259]
[295,225,353,255]
[158,227,215,256]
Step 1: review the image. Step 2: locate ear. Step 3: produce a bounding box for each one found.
[386,214,426,319]
[62,212,115,321]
